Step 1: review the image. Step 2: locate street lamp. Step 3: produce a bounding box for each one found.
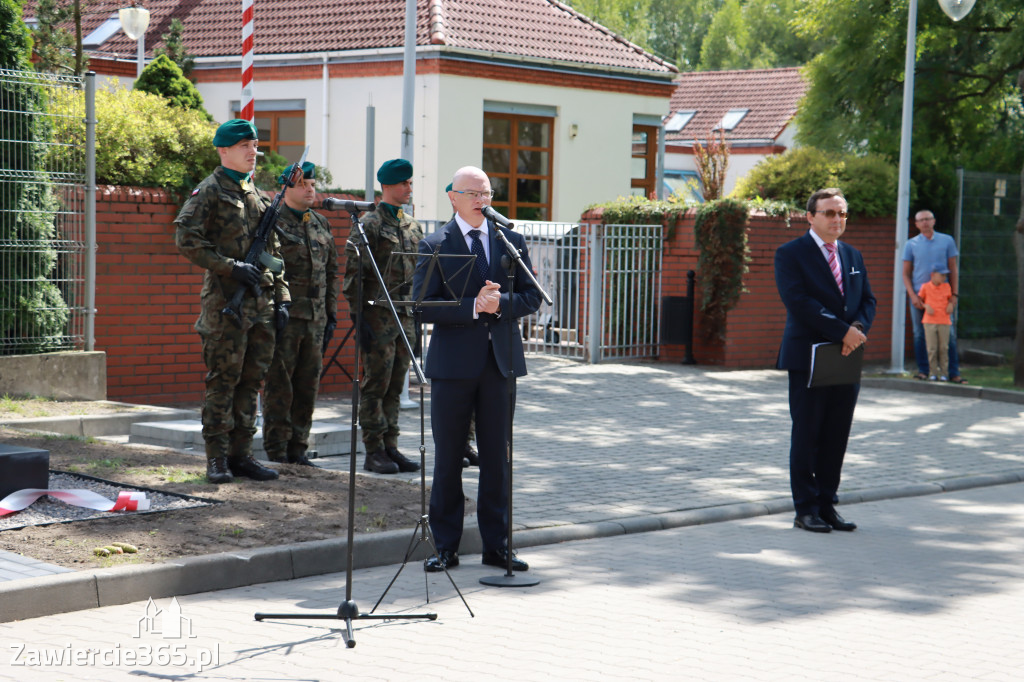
[889,0,977,373]
[118,5,151,78]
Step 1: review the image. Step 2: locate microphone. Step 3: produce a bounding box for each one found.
[481,205,513,228]
[322,198,376,213]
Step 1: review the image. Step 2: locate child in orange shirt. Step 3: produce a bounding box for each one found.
[918,267,954,381]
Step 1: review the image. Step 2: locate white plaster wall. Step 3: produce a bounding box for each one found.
[197,69,669,222]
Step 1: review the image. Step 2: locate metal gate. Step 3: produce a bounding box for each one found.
[418,220,663,363]
[0,69,91,355]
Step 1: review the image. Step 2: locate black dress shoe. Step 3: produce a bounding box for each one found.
[793,514,832,533]
[461,457,471,468]
[464,444,480,467]
[364,448,399,474]
[206,457,233,484]
[228,456,279,481]
[820,509,857,531]
[481,548,529,571]
[385,446,420,473]
[424,550,459,572]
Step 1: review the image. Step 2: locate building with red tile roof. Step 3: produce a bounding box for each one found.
[662,67,808,199]
[22,0,678,220]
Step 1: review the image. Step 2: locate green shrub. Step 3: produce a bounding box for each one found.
[693,199,750,341]
[134,54,211,120]
[46,86,219,196]
[732,147,898,218]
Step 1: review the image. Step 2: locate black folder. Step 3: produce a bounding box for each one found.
[808,342,864,388]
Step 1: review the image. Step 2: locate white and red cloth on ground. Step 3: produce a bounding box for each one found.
[0,489,150,517]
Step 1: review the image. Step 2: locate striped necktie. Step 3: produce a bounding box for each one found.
[825,242,844,295]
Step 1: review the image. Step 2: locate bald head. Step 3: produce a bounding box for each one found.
[448,166,493,227]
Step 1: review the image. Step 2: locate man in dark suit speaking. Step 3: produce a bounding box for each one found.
[775,188,876,533]
[412,166,542,572]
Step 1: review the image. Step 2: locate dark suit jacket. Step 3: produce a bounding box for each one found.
[412,218,542,379]
[775,232,876,371]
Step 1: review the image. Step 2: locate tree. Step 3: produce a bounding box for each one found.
[134,54,212,120]
[698,0,822,71]
[565,0,652,49]
[1,0,70,354]
[29,0,77,74]
[648,0,722,70]
[793,0,1024,224]
[155,18,195,79]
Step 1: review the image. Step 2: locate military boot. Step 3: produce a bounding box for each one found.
[228,456,280,481]
[364,448,399,474]
[385,446,420,473]
[206,457,233,484]
[287,443,315,467]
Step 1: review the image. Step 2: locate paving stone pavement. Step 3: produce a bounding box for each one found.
[1,482,1022,681]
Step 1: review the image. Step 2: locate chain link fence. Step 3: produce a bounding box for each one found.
[956,169,1021,339]
[0,68,88,355]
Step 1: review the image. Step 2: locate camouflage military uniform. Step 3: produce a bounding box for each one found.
[342,205,422,453]
[174,167,290,462]
[263,206,339,462]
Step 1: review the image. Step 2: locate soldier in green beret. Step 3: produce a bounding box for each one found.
[174,119,289,484]
[342,159,423,474]
[263,162,339,466]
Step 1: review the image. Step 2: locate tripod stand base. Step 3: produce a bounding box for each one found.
[479,573,540,588]
[255,600,436,648]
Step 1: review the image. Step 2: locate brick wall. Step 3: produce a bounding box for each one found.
[95,190,901,404]
[585,209,898,368]
[94,186,358,405]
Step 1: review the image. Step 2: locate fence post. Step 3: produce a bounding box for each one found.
[586,223,603,364]
[85,72,97,352]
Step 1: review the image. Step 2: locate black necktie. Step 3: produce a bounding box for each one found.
[469,229,489,281]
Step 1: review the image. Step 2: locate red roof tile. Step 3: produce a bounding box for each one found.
[25,0,674,75]
[666,67,807,143]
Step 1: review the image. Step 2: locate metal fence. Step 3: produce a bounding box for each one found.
[955,169,1021,339]
[418,219,663,363]
[0,68,90,355]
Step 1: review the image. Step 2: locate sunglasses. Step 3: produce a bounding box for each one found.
[818,209,848,219]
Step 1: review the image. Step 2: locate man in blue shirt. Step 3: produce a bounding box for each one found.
[901,210,967,383]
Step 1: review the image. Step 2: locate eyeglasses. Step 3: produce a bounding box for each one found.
[915,217,935,222]
[452,189,494,199]
[818,209,848,219]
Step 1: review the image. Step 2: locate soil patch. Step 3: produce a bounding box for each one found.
[0,428,429,570]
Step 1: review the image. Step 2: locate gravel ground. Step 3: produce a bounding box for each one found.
[0,471,213,531]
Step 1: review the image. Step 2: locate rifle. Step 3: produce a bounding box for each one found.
[221,145,309,327]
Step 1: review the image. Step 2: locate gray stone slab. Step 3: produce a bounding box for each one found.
[128,419,354,457]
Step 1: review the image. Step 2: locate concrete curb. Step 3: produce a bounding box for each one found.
[3,471,1022,624]
[0,403,199,438]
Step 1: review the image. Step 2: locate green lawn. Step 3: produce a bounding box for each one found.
[873,364,1023,392]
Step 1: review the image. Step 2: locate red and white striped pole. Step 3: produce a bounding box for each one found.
[241,0,255,122]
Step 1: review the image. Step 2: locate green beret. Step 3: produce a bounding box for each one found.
[377,158,412,185]
[278,161,316,185]
[212,119,258,147]
[445,182,453,192]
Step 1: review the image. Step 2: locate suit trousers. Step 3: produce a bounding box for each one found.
[428,346,513,553]
[787,370,859,516]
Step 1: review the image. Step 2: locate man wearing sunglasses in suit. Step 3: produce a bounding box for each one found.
[775,188,876,533]
[412,166,542,573]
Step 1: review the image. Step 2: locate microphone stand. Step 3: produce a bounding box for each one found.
[255,204,470,646]
[479,217,551,589]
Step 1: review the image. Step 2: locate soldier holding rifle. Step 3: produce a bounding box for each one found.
[174,119,291,484]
